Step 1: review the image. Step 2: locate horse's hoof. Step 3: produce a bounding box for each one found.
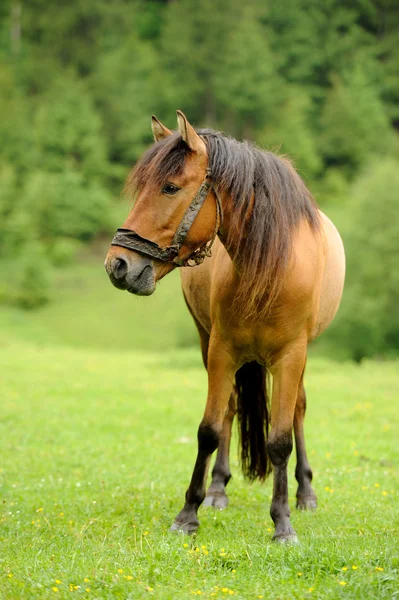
[272,532,299,544]
[170,519,199,535]
[296,495,317,511]
[272,523,298,544]
[203,491,229,510]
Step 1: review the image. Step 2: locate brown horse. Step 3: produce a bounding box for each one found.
[105,111,345,542]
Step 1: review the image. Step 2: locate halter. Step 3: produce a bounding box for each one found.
[110,169,222,268]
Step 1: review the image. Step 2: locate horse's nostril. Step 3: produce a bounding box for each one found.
[113,257,128,280]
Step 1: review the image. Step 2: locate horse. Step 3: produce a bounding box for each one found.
[104,111,345,542]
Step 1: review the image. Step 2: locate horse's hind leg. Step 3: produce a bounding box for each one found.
[267,344,307,542]
[294,375,317,510]
[204,390,236,509]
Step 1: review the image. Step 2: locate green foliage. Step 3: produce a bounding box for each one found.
[92,35,167,164]
[258,87,323,179]
[214,6,281,136]
[22,169,111,241]
[326,160,399,360]
[34,74,109,179]
[320,68,397,172]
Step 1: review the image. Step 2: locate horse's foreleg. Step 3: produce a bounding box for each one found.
[170,340,235,534]
[267,345,307,543]
[203,389,236,509]
[294,376,317,510]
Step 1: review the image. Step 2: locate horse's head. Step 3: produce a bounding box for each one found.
[105,111,219,295]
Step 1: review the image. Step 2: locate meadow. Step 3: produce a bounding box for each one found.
[0,262,398,599]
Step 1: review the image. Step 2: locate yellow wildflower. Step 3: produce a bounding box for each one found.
[342,567,348,571]
[52,587,59,593]
[352,565,358,570]
[84,578,90,583]
[375,567,384,572]
[339,581,347,586]
[55,579,62,584]
[117,569,123,574]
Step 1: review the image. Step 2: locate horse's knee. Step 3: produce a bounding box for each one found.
[267,432,293,467]
[198,423,220,454]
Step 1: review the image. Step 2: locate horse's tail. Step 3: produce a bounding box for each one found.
[235,361,272,481]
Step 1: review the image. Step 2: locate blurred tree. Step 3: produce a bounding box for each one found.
[91,35,167,166]
[34,74,109,179]
[214,5,281,138]
[327,159,399,360]
[258,86,322,179]
[319,66,397,173]
[160,0,238,126]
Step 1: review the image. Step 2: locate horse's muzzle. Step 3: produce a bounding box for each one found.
[104,249,156,296]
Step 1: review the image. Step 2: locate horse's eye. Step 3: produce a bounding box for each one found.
[162,183,180,196]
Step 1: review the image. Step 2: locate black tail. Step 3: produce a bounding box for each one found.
[235,361,271,481]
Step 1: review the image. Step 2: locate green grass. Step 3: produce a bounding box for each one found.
[0,337,398,599]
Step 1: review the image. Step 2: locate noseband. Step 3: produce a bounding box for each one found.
[110,169,221,267]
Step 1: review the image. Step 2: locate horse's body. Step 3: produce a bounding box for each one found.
[105,112,345,542]
[182,211,344,356]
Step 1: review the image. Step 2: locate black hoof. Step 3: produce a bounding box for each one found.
[272,531,299,544]
[296,494,317,510]
[272,522,298,543]
[170,519,199,535]
[203,491,229,510]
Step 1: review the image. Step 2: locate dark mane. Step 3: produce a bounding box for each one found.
[127,129,320,317]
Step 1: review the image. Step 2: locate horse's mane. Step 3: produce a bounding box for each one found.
[126,129,320,318]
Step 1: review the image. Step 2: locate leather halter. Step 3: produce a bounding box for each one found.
[110,169,221,267]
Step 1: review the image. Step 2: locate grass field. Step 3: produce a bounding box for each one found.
[0,333,398,598]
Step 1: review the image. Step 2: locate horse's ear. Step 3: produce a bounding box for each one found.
[176,110,206,155]
[151,115,172,142]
